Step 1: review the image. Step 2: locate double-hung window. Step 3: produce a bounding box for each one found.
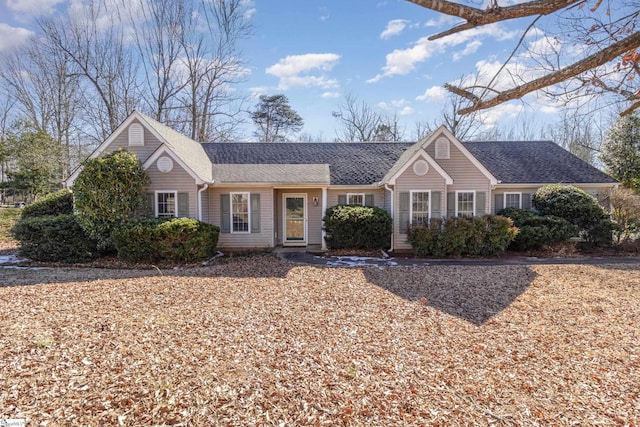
[504,192,522,209]
[231,192,250,233]
[346,193,365,206]
[157,191,177,217]
[456,191,475,217]
[411,191,430,225]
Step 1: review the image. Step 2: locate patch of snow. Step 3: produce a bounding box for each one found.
[0,255,26,264]
[326,256,399,268]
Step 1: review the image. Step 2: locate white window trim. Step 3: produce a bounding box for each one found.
[504,192,522,209]
[155,190,177,217]
[230,192,251,234]
[410,190,431,225]
[346,193,365,206]
[455,190,476,217]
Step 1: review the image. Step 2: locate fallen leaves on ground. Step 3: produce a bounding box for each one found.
[1,256,639,426]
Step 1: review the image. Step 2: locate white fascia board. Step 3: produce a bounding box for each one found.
[143,145,205,185]
[387,149,453,185]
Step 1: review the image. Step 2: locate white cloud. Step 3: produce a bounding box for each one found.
[398,106,414,116]
[6,0,64,16]
[424,15,460,28]
[416,86,448,101]
[249,87,269,98]
[380,19,409,40]
[478,103,524,127]
[240,0,256,20]
[321,91,341,98]
[0,23,33,52]
[266,53,341,90]
[452,40,482,61]
[368,24,518,83]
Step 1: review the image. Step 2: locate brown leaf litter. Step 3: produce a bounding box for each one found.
[1,256,639,426]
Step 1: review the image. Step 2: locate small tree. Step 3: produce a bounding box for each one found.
[251,94,303,142]
[73,149,149,252]
[601,114,640,192]
[609,188,640,245]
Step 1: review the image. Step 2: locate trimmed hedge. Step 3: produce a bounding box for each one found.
[407,215,517,257]
[112,217,220,263]
[532,184,613,246]
[21,189,73,219]
[12,215,98,262]
[323,205,392,249]
[498,207,578,251]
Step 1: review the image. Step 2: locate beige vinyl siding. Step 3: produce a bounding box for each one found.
[209,187,273,249]
[326,188,385,208]
[103,120,164,163]
[425,140,490,189]
[492,184,615,213]
[200,188,210,222]
[383,187,392,216]
[394,159,447,251]
[274,188,324,246]
[146,161,198,218]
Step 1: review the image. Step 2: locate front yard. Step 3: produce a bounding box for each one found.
[1,257,638,425]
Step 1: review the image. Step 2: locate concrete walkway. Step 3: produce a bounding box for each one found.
[276,248,640,268]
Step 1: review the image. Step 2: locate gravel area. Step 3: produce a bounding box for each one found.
[1,256,639,426]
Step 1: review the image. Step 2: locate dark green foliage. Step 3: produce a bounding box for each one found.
[73,149,149,252]
[12,215,97,262]
[407,215,517,257]
[112,218,220,263]
[323,205,392,249]
[21,189,73,219]
[498,207,578,250]
[600,114,640,192]
[251,94,304,142]
[532,184,613,246]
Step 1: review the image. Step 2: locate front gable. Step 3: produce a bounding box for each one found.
[421,126,498,186]
[386,149,453,185]
[142,145,204,185]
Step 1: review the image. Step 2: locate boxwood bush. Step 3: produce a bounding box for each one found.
[532,184,613,246]
[21,189,73,219]
[323,205,392,250]
[408,215,517,257]
[12,214,98,262]
[112,217,220,263]
[498,207,578,251]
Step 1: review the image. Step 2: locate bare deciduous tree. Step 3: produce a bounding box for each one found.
[332,94,384,142]
[408,0,640,116]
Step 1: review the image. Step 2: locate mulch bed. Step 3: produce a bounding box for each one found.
[1,256,639,425]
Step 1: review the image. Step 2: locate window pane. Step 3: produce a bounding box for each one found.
[505,193,520,209]
[347,194,364,205]
[157,192,175,217]
[457,192,474,217]
[411,192,429,224]
[231,193,249,232]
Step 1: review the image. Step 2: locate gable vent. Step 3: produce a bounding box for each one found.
[128,123,144,146]
[413,159,429,176]
[435,137,450,159]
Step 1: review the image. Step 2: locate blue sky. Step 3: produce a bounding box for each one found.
[0,0,560,140]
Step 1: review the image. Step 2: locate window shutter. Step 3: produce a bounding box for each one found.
[250,193,260,233]
[476,192,486,216]
[145,193,155,217]
[220,194,230,233]
[399,192,410,232]
[447,192,455,218]
[522,193,532,210]
[365,194,374,207]
[494,193,504,213]
[338,194,346,205]
[431,191,441,218]
[178,193,189,217]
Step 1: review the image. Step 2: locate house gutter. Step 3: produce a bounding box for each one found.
[384,183,394,252]
[197,183,210,221]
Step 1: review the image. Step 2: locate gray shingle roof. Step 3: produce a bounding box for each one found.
[463,141,617,184]
[202,143,412,185]
[201,141,616,186]
[212,164,331,184]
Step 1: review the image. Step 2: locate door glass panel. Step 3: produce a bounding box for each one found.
[285,197,304,241]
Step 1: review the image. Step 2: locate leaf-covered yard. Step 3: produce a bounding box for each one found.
[1,257,639,426]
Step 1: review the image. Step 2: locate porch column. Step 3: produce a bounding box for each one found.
[321,187,328,250]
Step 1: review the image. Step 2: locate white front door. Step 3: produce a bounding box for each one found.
[283,193,306,246]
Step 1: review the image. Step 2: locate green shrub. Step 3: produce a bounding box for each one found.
[21,189,73,218]
[608,188,640,245]
[408,215,517,257]
[12,215,98,262]
[532,184,613,246]
[112,217,220,263]
[73,149,149,253]
[323,205,392,250]
[498,207,578,251]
